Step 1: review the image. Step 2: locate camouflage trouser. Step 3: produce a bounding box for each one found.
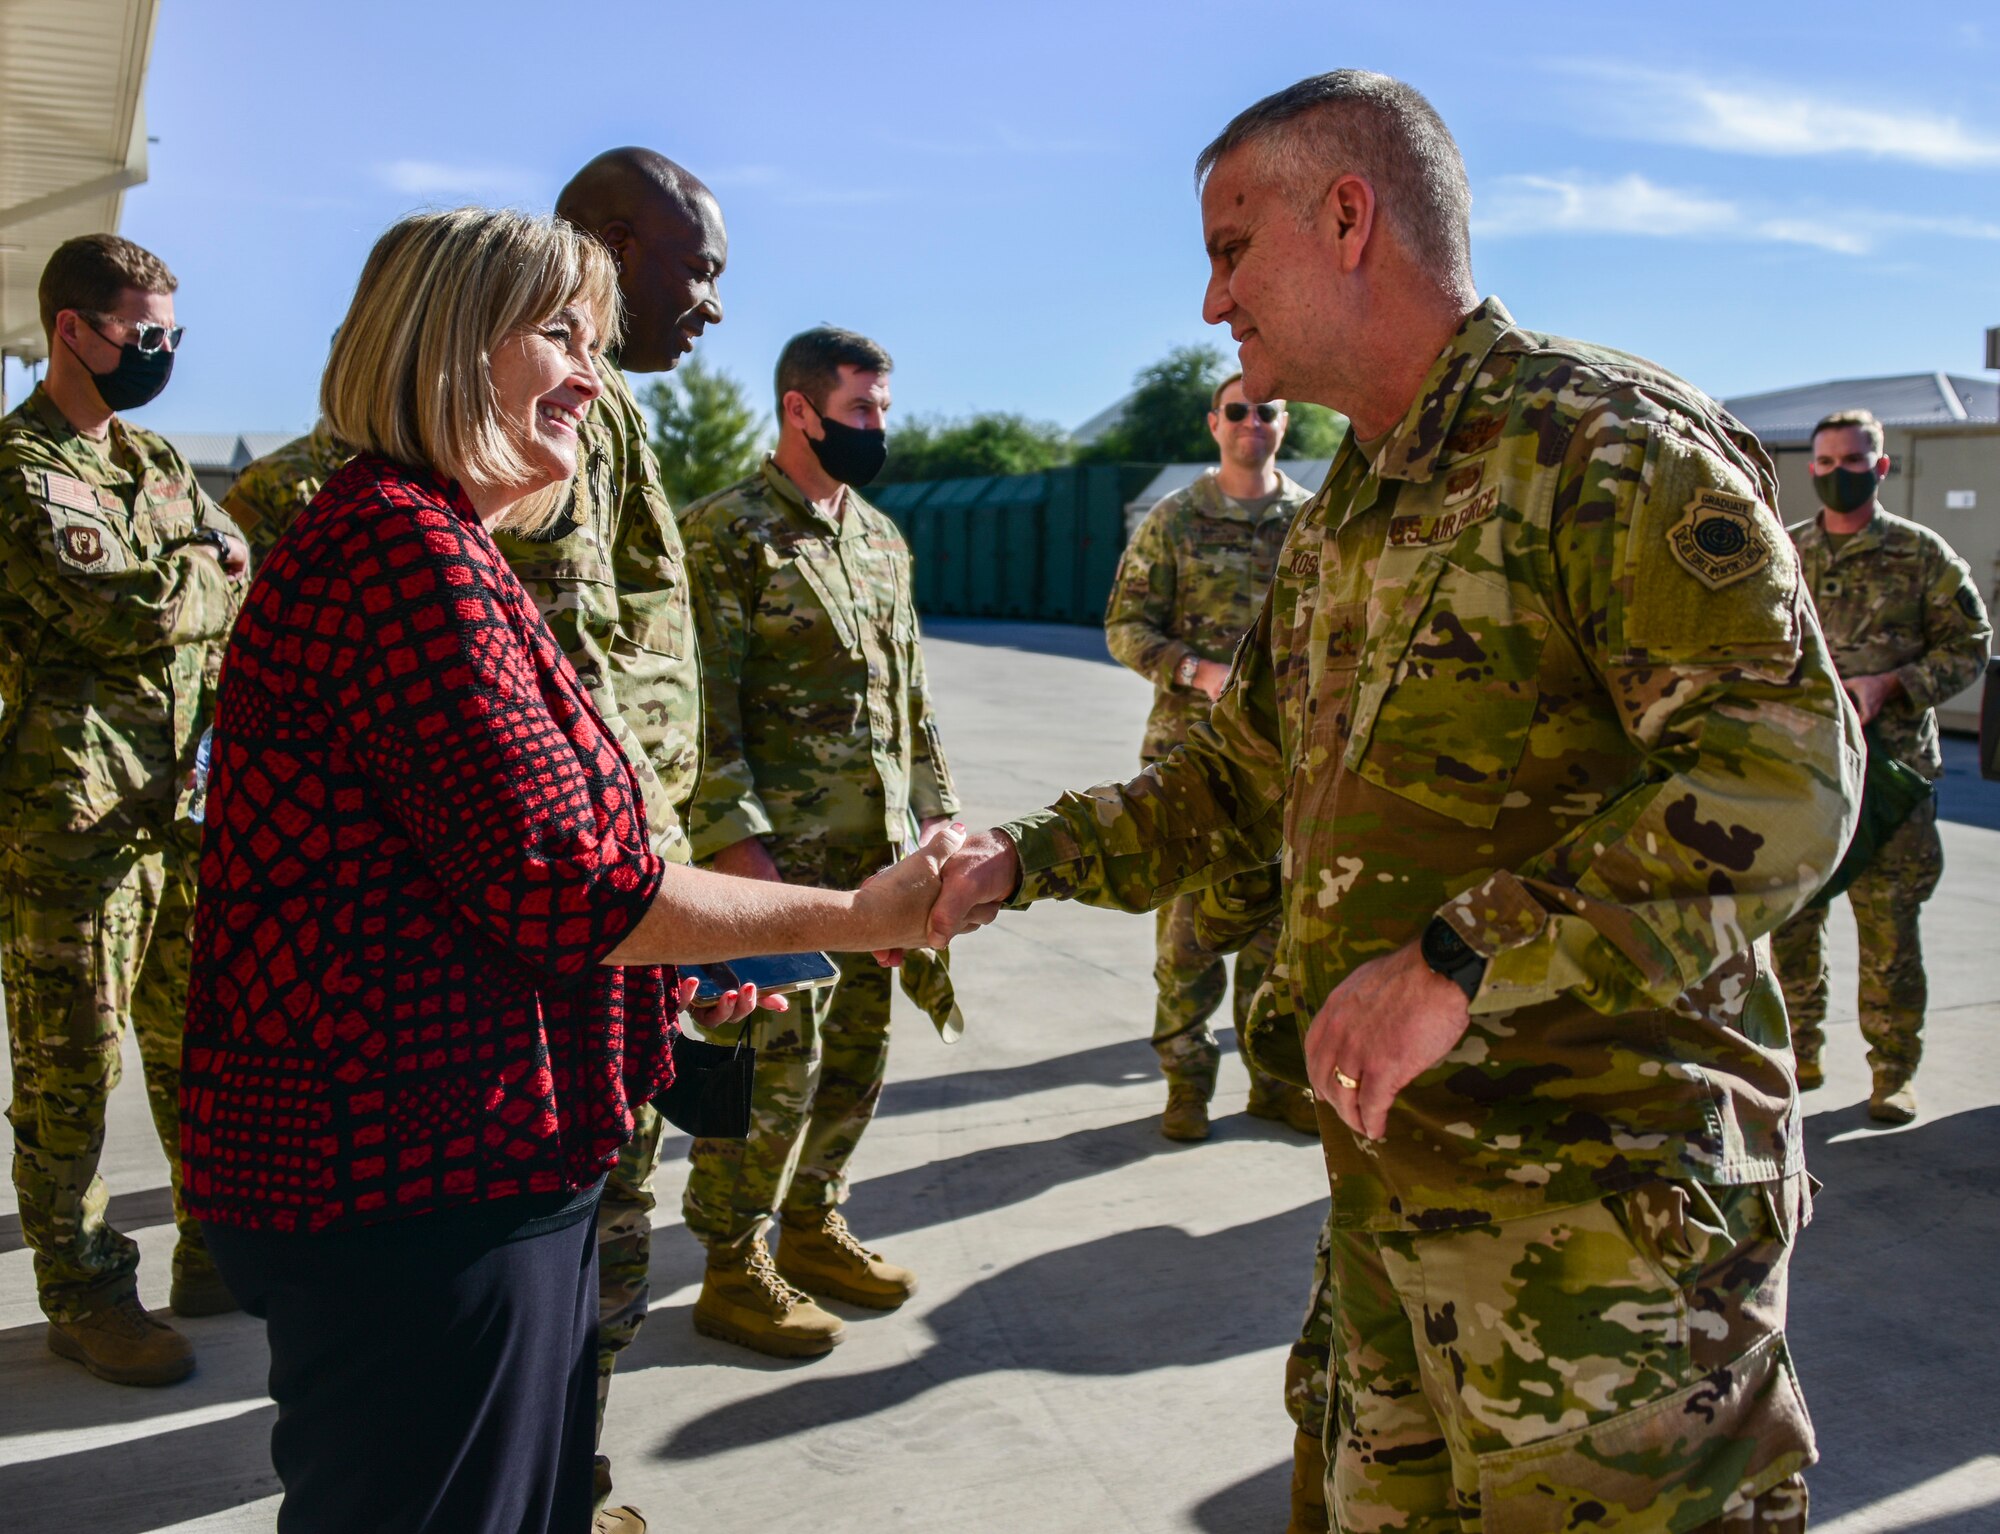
[1286,1211,1336,1437]
[1153,889,1281,1099]
[595,1097,668,1435]
[1,834,213,1322]
[1329,1177,1815,1532]
[1772,797,1941,1085]
[683,841,897,1250]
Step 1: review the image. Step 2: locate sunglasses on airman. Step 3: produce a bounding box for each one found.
[1221,402,1280,423]
[85,314,184,354]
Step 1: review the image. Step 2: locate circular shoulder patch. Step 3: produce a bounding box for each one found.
[1668,489,1772,591]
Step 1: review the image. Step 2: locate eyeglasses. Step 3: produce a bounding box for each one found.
[85,314,184,354]
[1221,402,1281,423]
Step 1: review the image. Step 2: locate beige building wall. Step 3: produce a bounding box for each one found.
[1769,423,1998,734]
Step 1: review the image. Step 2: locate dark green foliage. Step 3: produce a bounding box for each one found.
[1076,344,1227,465]
[640,356,770,508]
[1282,401,1349,458]
[880,412,1075,484]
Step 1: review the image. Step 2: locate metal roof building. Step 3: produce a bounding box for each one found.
[0,0,159,399]
[1724,372,1998,447]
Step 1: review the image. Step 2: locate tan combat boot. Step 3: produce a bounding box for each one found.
[1247,1077,1320,1139]
[593,1507,646,1533]
[1288,1425,1330,1534]
[1161,1084,1211,1142]
[692,1233,845,1358]
[1869,1070,1917,1125]
[778,1210,917,1310]
[47,1292,195,1386]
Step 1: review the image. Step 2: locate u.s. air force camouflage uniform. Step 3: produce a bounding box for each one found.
[219,420,350,561]
[1771,509,1989,1090]
[0,385,248,1322]
[1106,469,1311,1101]
[1002,300,1860,1531]
[678,458,957,1249]
[226,367,702,1434]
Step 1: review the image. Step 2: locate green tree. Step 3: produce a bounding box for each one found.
[1077,344,1226,465]
[881,411,1074,484]
[639,355,769,508]
[1282,401,1349,458]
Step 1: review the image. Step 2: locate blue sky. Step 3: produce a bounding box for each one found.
[18,0,1999,437]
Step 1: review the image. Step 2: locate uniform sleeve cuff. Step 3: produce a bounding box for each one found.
[688,798,775,863]
[1437,872,1557,1014]
[998,810,1075,907]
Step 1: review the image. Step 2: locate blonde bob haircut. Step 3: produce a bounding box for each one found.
[320,207,622,535]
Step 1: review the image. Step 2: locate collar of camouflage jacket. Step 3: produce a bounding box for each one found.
[21,383,137,478]
[759,453,862,536]
[1190,468,1312,522]
[1802,507,1890,565]
[1367,295,1515,486]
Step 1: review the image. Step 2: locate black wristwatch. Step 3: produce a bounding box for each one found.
[187,527,232,559]
[1420,915,1485,1002]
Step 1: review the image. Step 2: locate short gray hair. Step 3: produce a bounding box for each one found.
[1195,71,1473,292]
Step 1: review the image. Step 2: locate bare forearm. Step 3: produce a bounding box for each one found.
[602,862,871,966]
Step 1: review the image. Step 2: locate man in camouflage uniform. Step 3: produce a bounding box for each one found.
[1772,408,1990,1124]
[679,326,959,1358]
[0,235,251,1385]
[934,72,1858,1531]
[1107,371,1316,1141]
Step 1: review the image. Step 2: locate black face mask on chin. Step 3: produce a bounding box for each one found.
[1813,464,1880,515]
[807,405,888,489]
[65,325,175,413]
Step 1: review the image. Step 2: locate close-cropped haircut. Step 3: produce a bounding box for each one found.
[38,233,178,338]
[774,326,893,411]
[320,208,621,535]
[1195,70,1473,294]
[1812,408,1886,458]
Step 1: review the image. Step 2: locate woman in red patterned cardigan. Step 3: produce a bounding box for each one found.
[182,209,961,1534]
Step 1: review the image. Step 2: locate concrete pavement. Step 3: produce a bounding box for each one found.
[2,617,1997,1532]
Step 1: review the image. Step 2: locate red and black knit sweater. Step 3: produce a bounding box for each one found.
[181,454,676,1234]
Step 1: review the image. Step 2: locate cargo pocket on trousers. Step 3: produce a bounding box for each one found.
[1474,1331,1817,1534]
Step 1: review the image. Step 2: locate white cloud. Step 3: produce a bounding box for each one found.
[1561,64,2000,168]
[375,160,539,200]
[1475,174,1866,253]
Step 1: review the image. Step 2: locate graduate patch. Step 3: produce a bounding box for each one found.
[1669,489,1770,590]
[62,524,107,567]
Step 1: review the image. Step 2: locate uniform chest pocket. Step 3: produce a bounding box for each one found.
[1344,562,1549,829]
[784,548,859,652]
[617,565,691,659]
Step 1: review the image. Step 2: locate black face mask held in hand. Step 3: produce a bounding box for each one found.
[807,406,888,488]
[66,326,176,412]
[1813,465,1880,515]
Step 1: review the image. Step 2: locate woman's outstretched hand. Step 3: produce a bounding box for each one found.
[857,822,980,965]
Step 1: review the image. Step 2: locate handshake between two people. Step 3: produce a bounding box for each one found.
[607,823,1027,1025]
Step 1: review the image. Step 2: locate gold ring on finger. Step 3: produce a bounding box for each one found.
[1334,1068,1360,1091]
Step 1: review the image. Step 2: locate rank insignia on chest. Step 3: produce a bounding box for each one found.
[1668,489,1771,590]
[62,524,107,566]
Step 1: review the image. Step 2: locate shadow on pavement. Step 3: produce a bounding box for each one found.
[1793,1102,2000,1526]
[0,1397,278,1534]
[652,1200,1324,1461]
[1191,1458,1294,1534]
[0,1184,176,1256]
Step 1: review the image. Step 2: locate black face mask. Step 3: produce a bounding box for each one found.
[67,325,175,412]
[1813,465,1879,515]
[807,406,887,488]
